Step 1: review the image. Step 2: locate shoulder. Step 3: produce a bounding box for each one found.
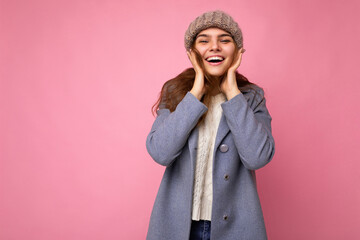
[242,84,264,95]
[241,84,265,110]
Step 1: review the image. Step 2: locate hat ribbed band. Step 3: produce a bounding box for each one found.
[184,10,243,51]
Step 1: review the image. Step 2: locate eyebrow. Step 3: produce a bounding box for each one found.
[196,33,232,39]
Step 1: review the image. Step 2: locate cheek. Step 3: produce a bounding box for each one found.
[226,54,236,66]
[228,50,236,59]
[194,46,206,56]
[225,45,236,58]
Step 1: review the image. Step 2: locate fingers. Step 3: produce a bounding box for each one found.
[237,48,245,63]
[237,49,243,65]
[186,50,194,64]
[186,50,191,59]
[186,49,203,75]
[228,48,243,72]
[187,50,197,65]
[238,48,245,58]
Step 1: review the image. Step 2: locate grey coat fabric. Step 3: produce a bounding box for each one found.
[146,86,275,240]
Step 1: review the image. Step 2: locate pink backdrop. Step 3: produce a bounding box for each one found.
[1,0,359,239]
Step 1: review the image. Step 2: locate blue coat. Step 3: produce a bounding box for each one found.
[146,86,275,240]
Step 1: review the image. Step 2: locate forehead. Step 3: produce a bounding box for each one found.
[196,27,232,38]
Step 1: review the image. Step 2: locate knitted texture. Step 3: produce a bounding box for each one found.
[192,93,226,221]
[184,10,243,51]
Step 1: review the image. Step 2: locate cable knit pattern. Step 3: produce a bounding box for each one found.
[184,10,243,51]
[192,93,226,221]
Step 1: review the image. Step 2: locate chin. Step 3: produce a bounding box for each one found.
[204,66,228,78]
[205,70,226,78]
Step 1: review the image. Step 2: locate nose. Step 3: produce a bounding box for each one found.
[210,40,221,51]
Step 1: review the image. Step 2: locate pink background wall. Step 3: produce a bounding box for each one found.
[1,0,359,239]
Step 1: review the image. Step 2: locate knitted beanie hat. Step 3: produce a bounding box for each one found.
[184,10,243,51]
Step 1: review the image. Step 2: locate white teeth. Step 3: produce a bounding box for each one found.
[206,56,224,61]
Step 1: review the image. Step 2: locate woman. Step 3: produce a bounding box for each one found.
[146,10,275,240]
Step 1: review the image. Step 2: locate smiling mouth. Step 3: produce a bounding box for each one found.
[206,59,224,66]
[205,56,225,65]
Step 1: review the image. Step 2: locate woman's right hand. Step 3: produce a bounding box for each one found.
[186,50,206,100]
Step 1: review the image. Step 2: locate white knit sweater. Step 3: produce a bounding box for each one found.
[192,93,226,221]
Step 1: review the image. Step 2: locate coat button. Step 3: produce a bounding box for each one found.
[219,144,229,153]
[223,215,228,220]
[224,174,229,180]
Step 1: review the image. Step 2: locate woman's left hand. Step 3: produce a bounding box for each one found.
[221,48,245,100]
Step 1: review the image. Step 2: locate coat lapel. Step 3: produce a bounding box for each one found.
[214,89,251,149]
[188,126,199,171]
[188,108,231,170]
[188,99,233,171]
[214,113,230,151]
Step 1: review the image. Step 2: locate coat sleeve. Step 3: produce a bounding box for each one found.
[146,92,208,166]
[220,87,275,170]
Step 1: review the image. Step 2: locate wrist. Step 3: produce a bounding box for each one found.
[225,89,241,100]
[190,89,203,100]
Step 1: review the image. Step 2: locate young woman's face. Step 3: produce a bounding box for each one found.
[194,27,236,78]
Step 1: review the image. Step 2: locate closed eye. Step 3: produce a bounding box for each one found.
[198,40,231,43]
